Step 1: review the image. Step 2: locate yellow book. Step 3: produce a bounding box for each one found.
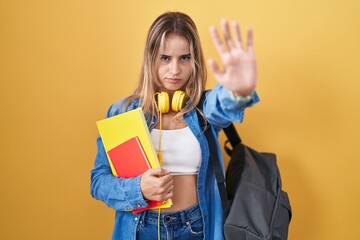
[96,107,172,210]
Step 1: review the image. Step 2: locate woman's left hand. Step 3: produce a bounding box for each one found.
[208,19,257,97]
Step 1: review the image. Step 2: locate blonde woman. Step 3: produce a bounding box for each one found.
[91,11,259,240]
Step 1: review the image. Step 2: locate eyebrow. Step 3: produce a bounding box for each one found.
[160,54,191,58]
[180,54,191,58]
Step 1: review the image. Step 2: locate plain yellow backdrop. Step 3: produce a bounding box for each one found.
[1,0,359,239]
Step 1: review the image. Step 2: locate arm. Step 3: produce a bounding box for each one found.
[90,135,149,211]
[90,104,147,211]
[203,85,259,129]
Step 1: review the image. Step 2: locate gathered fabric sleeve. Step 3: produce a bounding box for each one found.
[90,104,148,211]
[203,85,260,130]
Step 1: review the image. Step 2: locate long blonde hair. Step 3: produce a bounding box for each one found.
[124,12,207,122]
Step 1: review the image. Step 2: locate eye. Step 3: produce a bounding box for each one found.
[160,55,170,61]
[180,55,191,61]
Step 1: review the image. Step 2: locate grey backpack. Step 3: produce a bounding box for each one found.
[198,94,292,240]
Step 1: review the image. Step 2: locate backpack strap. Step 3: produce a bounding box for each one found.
[223,122,242,147]
[197,91,229,214]
[223,123,242,157]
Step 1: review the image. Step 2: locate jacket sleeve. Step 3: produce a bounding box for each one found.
[90,104,148,211]
[203,85,260,130]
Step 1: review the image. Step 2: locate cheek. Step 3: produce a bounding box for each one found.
[183,65,193,78]
[157,65,166,78]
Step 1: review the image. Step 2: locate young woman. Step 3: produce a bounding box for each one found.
[91,11,259,240]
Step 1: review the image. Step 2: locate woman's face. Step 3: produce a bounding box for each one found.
[156,33,192,94]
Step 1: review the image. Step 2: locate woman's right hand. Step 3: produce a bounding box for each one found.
[140,168,174,202]
[208,19,257,97]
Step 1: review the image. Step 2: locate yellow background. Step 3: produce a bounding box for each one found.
[1,0,359,239]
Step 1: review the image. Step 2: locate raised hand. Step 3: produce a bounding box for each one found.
[208,19,257,97]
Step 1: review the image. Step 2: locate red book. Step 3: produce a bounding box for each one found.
[107,136,164,213]
[107,136,150,178]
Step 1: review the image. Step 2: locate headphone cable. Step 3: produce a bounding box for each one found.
[157,110,163,240]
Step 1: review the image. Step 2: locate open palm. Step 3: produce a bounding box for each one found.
[208,19,257,97]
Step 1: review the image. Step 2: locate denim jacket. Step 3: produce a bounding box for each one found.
[90,85,259,239]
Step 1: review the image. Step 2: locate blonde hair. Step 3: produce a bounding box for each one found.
[124,12,207,122]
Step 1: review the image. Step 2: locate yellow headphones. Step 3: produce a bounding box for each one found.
[156,90,188,113]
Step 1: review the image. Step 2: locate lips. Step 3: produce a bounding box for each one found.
[166,77,181,83]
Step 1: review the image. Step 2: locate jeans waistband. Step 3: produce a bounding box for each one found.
[139,204,201,227]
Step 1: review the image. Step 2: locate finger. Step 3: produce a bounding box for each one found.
[156,179,173,196]
[221,19,235,49]
[157,183,173,196]
[163,177,173,189]
[209,26,227,55]
[148,168,169,177]
[247,28,254,51]
[232,21,243,49]
[162,181,174,194]
[207,59,223,82]
[156,171,172,182]
[159,172,172,182]
[164,190,174,200]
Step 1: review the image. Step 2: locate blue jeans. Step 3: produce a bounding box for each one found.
[136,204,204,240]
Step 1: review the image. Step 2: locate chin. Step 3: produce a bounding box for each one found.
[162,85,185,92]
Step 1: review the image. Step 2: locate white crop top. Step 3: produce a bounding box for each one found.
[151,127,201,175]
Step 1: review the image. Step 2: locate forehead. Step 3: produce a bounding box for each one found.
[160,33,190,54]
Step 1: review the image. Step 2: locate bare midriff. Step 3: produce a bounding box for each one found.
[153,174,198,213]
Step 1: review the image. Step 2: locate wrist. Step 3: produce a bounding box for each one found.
[229,91,253,102]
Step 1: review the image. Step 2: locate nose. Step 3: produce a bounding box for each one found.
[169,59,180,76]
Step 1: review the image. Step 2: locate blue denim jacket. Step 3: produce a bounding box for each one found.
[90,85,259,240]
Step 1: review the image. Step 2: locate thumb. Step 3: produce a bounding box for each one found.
[207,59,222,82]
